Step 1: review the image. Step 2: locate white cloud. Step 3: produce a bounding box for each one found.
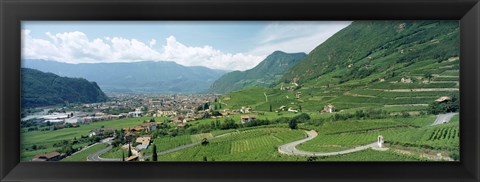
[22,30,264,71]
[249,21,351,55]
[149,39,156,47]
[21,22,349,71]
[160,36,265,71]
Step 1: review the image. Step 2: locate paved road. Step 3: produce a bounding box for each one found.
[86,137,120,161]
[278,130,378,157]
[87,145,121,161]
[432,113,458,126]
[92,131,238,161]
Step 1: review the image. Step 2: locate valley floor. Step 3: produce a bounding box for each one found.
[63,112,459,162]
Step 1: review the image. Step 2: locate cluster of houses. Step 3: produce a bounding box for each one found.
[240,115,257,124]
[276,106,301,113]
[280,83,299,91]
[322,104,336,113]
[123,122,158,142]
[89,128,116,137]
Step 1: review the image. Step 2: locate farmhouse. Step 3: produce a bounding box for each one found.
[296,92,302,99]
[135,136,151,151]
[323,104,336,113]
[32,152,61,161]
[435,96,451,103]
[176,123,186,128]
[89,128,116,137]
[240,115,256,124]
[400,77,413,83]
[128,111,143,118]
[288,107,299,113]
[156,110,178,117]
[136,136,151,145]
[240,106,251,113]
[140,122,157,132]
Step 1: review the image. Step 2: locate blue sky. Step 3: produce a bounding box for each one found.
[22,21,351,71]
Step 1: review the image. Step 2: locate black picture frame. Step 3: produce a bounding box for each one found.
[1,0,479,181]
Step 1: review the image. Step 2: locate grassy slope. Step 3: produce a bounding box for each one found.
[211,51,307,94]
[221,21,459,114]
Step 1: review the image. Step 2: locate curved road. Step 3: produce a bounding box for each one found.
[432,112,458,126]
[88,131,237,161]
[278,130,378,157]
[87,145,121,161]
[86,137,121,161]
[279,113,459,157]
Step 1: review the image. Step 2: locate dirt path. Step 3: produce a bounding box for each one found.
[384,104,429,107]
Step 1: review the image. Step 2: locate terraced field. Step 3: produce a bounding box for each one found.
[297,115,459,157]
[156,127,306,161]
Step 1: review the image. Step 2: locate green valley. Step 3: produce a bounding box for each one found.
[21,20,460,162]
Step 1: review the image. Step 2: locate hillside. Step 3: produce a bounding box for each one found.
[23,60,227,94]
[220,21,459,114]
[210,51,306,93]
[21,68,108,108]
[280,21,459,84]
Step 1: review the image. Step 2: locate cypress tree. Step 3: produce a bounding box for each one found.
[152,144,158,161]
[128,144,132,157]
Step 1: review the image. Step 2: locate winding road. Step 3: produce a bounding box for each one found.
[278,112,459,157]
[278,130,379,157]
[87,145,120,161]
[86,137,120,161]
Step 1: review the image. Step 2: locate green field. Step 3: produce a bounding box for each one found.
[155,127,305,161]
[100,146,126,159]
[296,115,458,157]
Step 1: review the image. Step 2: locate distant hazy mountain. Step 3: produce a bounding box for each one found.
[210,51,307,94]
[22,60,228,94]
[22,68,108,108]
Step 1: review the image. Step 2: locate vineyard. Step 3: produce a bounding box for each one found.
[156,127,305,161]
[297,115,459,156]
[313,149,423,161]
[386,117,459,151]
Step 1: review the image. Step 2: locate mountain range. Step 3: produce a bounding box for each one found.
[22,60,228,94]
[210,51,306,94]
